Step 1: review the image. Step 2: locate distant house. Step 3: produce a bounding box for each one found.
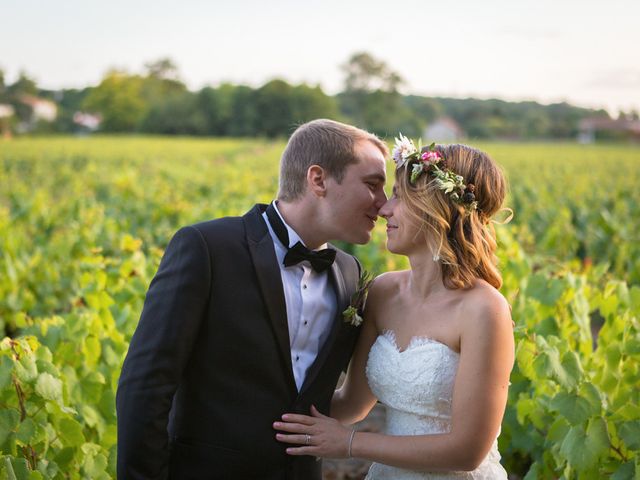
[14,95,58,133]
[73,111,102,131]
[423,117,465,142]
[0,104,14,119]
[20,95,58,122]
[578,117,640,143]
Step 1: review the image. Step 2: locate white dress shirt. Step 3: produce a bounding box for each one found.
[262,203,337,391]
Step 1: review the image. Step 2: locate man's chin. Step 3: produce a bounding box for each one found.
[351,231,372,245]
[335,228,373,245]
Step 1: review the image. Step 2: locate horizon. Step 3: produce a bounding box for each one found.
[3,0,639,116]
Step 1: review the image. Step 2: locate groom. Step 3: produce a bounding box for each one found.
[116,119,388,479]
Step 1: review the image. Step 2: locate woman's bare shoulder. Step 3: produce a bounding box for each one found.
[460,280,513,336]
[371,270,408,295]
[364,270,408,311]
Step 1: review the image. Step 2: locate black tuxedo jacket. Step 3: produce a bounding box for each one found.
[116,204,362,479]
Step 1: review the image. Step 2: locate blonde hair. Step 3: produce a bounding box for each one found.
[278,119,388,201]
[397,144,507,289]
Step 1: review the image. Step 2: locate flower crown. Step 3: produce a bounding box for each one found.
[391,134,478,213]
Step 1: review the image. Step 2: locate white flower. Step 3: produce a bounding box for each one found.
[343,271,374,327]
[392,133,417,168]
[343,307,363,327]
[410,163,425,184]
[437,178,456,194]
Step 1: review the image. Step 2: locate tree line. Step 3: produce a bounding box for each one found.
[0,54,622,140]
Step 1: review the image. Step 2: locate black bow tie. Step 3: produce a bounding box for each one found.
[283,242,336,272]
[266,202,336,273]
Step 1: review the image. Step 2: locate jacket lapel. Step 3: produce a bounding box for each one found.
[299,249,352,394]
[244,204,297,396]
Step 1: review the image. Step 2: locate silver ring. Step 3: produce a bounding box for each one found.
[305,434,311,446]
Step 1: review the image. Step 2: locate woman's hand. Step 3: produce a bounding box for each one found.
[273,405,353,458]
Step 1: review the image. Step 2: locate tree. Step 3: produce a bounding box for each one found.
[253,79,295,137]
[225,84,258,137]
[252,80,340,138]
[0,69,6,102]
[6,72,39,124]
[521,109,551,139]
[339,52,408,133]
[140,91,207,135]
[0,69,11,138]
[618,110,639,121]
[82,71,146,132]
[289,84,339,127]
[52,88,91,133]
[7,71,38,97]
[141,58,186,103]
[342,52,402,93]
[144,58,180,81]
[405,96,441,123]
[195,86,228,135]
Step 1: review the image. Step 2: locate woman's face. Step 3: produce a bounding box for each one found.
[379,183,422,255]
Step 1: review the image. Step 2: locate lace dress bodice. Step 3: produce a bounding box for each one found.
[364,331,507,479]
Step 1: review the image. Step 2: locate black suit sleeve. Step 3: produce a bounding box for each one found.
[116,226,211,479]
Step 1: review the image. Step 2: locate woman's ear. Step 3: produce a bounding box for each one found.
[307,165,327,197]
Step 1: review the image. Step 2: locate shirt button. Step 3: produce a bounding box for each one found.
[304,321,308,326]
[296,355,299,361]
[302,284,307,289]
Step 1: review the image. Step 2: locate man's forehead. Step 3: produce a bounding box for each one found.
[348,156,385,178]
[348,142,387,178]
[355,139,386,160]
[363,155,387,176]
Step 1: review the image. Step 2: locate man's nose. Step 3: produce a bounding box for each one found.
[375,189,387,209]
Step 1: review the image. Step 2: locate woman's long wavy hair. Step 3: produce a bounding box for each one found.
[396,144,508,290]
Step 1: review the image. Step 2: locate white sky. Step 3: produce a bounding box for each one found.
[2,0,639,115]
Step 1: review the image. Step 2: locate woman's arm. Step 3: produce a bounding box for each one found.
[275,291,514,472]
[330,313,378,424]
[330,276,388,424]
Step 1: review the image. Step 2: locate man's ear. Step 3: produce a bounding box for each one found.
[307,165,327,197]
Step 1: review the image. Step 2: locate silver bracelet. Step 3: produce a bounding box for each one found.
[347,428,357,458]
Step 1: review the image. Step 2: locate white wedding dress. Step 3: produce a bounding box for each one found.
[364,331,508,479]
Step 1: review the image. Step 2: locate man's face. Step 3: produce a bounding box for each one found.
[323,140,387,244]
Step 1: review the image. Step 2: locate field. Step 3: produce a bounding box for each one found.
[0,136,639,479]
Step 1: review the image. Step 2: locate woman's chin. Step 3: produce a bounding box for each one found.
[385,241,405,256]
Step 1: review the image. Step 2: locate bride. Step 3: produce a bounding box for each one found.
[274,137,514,479]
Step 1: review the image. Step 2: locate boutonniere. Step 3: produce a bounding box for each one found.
[342,270,375,327]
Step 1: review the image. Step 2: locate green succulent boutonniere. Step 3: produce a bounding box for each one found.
[343,270,375,327]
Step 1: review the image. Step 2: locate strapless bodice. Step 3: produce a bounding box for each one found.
[364,331,507,480]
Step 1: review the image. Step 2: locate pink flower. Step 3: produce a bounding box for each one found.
[421,151,441,166]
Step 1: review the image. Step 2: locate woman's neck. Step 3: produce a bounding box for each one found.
[407,251,447,299]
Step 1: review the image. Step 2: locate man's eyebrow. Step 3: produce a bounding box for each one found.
[363,173,386,183]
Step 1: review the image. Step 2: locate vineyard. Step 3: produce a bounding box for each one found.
[0,136,639,479]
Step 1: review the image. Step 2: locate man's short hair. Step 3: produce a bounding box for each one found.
[278,119,388,201]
